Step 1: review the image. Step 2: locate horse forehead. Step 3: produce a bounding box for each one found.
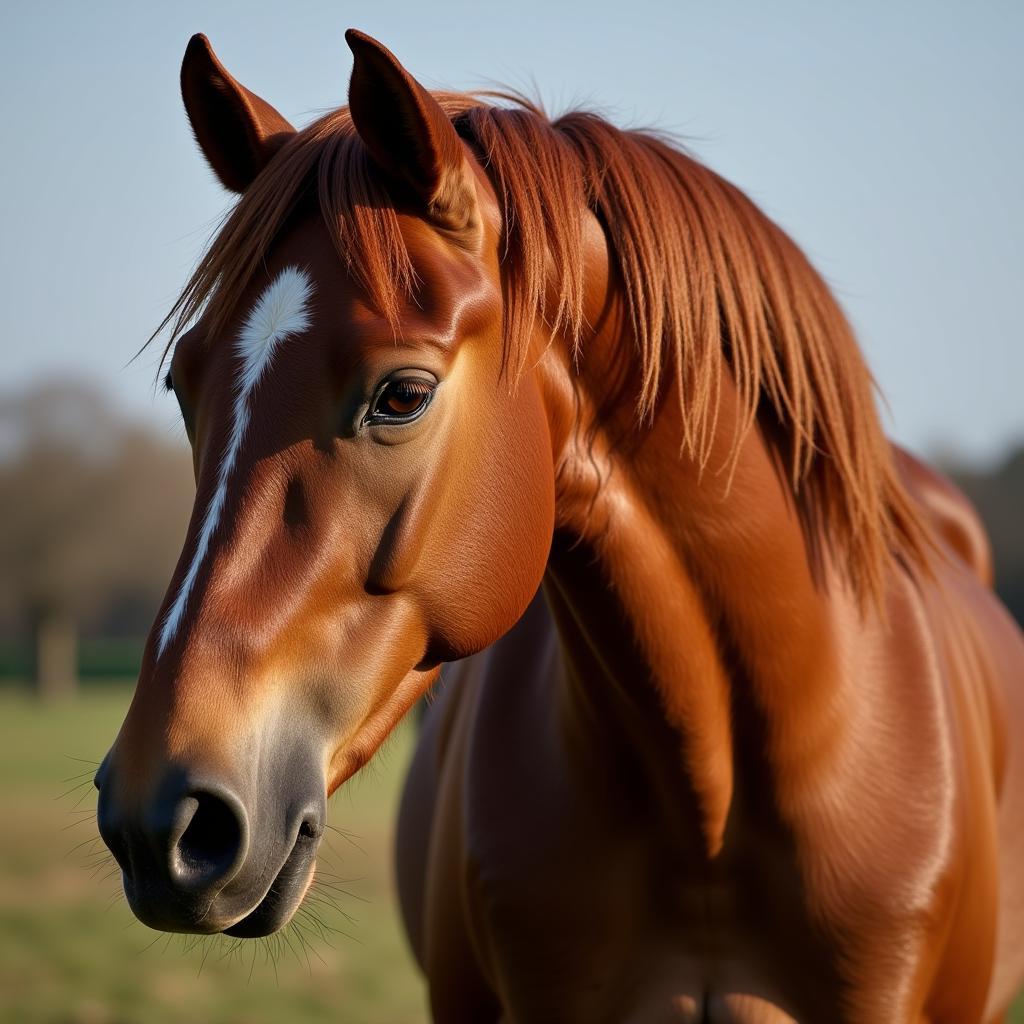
[183,209,500,391]
[308,255,499,361]
[399,217,502,331]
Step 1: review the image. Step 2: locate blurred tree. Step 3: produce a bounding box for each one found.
[0,380,195,696]
[950,448,1024,629]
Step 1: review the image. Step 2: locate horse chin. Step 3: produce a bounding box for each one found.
[222,833,320,939]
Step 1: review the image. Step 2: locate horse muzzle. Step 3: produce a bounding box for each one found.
[94,753,325,937]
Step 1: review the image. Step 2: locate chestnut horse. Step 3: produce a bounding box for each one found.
[95,29,1024,1023]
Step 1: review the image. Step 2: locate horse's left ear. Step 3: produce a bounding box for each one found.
[345,30,478,232]
[181,34,296,194]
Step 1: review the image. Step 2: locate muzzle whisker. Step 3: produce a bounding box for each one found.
[260,934,281,987]
[68,787,98,813]
[310,875,370,903]
[290,920,317,975]
[277,922,305,969]
[290,919,329,969]
[85,855,119,880]
[56,777,97,802]
[215,936,244,964]
[81,852,115,873]
[322,823,365,854]
[303,891,358,927]
[296,905,339,948]
[65,833,105,859]
[246,934,264,985]
[60,811,98,832]
[96,866,121,886]
[196,935,214,979]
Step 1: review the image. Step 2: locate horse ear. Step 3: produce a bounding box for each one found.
[344,30,478,232]
[180,34,296,194]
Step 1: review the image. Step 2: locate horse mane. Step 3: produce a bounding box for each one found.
[156,92,928,602]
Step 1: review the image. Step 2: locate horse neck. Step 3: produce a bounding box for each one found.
[538,325,855,858]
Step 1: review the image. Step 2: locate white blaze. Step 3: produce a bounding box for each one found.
[157,265,314,657]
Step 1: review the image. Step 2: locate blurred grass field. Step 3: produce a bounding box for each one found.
[0,686,427,1024]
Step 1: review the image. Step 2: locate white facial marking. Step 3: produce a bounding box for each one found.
[157,265,314,657]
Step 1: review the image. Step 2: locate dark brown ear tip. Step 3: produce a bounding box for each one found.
[344,28,377,52]
[182,34,223,86]
[184,33,214,61]
[345,29,401,70]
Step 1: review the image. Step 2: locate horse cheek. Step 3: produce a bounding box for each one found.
[422,380,555,663]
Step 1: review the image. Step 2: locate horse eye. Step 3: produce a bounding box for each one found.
[368,378,436,422]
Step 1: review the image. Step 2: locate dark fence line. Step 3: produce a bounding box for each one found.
[0,637,143,685]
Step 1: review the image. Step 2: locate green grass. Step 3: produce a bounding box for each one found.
[0,686,427,1024]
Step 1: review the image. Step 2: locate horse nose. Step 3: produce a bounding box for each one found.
[163,785,249,891]
[97,770,250,915]
[96,753,325,936]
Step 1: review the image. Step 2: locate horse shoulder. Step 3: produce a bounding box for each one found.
[762,567,1003,1020]
[941,571,1024,1019]
[909,552,1024,1019]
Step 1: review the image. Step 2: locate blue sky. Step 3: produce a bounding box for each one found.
[1,0,1021,462]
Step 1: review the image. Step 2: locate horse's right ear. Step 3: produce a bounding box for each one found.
[345,30,478,232]
[180,34,295,194]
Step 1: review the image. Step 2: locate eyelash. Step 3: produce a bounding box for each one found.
[365,378,437,424]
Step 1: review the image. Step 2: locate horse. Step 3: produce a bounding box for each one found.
[94,28,1024,1023]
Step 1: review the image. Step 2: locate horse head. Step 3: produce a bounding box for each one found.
[95,31,557,937]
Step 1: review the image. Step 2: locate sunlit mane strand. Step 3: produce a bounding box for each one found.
[153,94,927,603]
[157,266,313,657]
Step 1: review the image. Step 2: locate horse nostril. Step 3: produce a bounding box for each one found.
[171,788,247,889]
[297,817,324,841]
